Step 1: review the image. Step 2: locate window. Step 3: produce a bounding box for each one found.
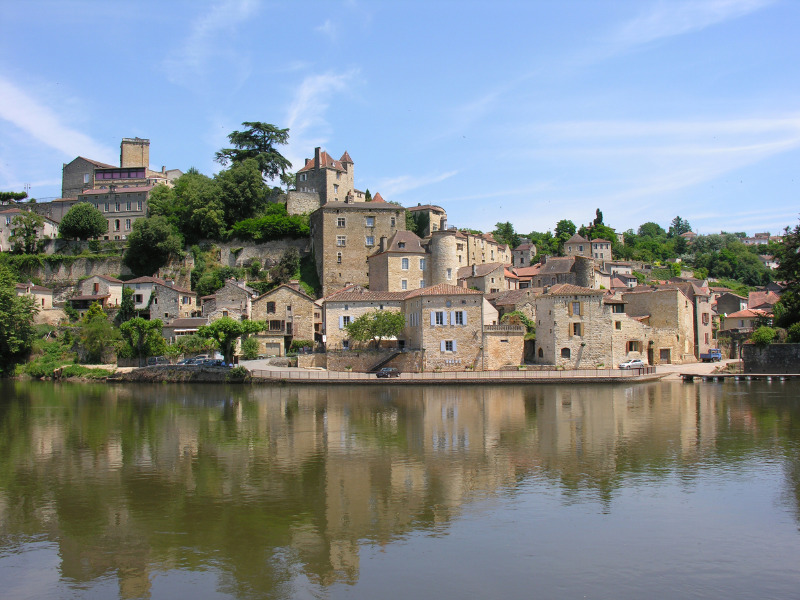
[269,320,283,331]
[336,235,346,247]
[572,323,582,336]
[137,200,142,211]
[398,242,405,249]
[104,203,109,212]
[134,294,143,303]
[401,279,408,290]
[627,341,641,352]
[420,280,425,288]
[126,202,131,211]
[300,173,307,181]
[419,259,425,270]
[334,184,339,194]
[114,219,120,231]
[365,236,374,246]
[337,252,342,264]
[702,313,710,325]
[340,315,351,329]
[561,348,571,358]
[434,311,445,325]
[125,219,131,230]
[83,173,90,184]
[578,245,583,252]
[401,258,409,270]
[365,216,374,227]
[446,268,452,280]
[342,339,349,350]
[391,217,396,227]
[612,304,624,313]
[115,203,120,212]
[267,302,276,314]
[454,311,465,325]
[444,340,454,352]
[337,217,346,227]
[615,321,622,330]
[572,302,581,315]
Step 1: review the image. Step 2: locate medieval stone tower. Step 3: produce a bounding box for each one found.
[426,229,460,286]
[120,138,150,168]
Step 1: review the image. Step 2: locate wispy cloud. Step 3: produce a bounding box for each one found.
[315,19,338,42]
[163,0,260,85]
[611,0,774,47]
[375,170,459,198]
[284,69,360,167]
[0,75,114,160]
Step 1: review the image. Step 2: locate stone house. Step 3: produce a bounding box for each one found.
[714,292,748,318]
[673,282,714,356]
[15,282,53,310]
[0,207,59,252]
[310,197,406,296]
[720,308,771,333]
[511,242,536,268]
[528,256,594,288]
[123,276,197,323]
[201,278,257,321]
[407,204,447,237]
[296,148,358,205]
[459,231,510,266]
[748,290,780,311]
[457,262,506,293]
[563,233,590,257]
[78,185,152,240]
[621,287,697,363]
[78,275,125,307]
[162,317,208,344]
[367,230,428,292]
[591,238,612,262]
[533,284,652,369]
[322,285,407,350]
[251,282,321,356]
[485,288,540,322]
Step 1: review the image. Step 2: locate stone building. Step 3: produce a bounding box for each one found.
[296,148,358,205]
[563,233,590,257]
[485,288,540,322]
[202,278,257,321]
[76,186,152,240]
[458,231,510,266]
[322,285,407,350]
[621,287,697,364]
[527,256,594,288]
[511,242,536,267]
[78,275,125,307]
[15,282,54,310]
[407,204,447,237]
[367,231,428,292]
[0,207,59,252]
[251,282,321,356]
[61,157,116,198]
[123,276,197,323]
[310,198,406,296]
[591,238,612,262]
[457,262,506,293]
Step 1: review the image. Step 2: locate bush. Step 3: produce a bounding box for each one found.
[241,337,259,360]
[289,339,314,352]
[787,322,800,343]
[226,366,250,382]
[751,326,776,347]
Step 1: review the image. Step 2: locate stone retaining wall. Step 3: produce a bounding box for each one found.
[742,343,800,374]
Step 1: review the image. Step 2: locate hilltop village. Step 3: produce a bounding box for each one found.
[2,135,789,375]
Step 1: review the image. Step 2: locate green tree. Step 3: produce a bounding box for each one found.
[215,158,269,225]
[215,122,292,182]
[493,222,521,249]
[750,326,776,347]
[0,264,38,376]
[637,222,666,238]
[197,317,266,363]
[270,247,301,285]
[241,336,260,360]
[554,219,576,255]
[123,216,183,277]
[59,202,107,240]
[0,190,28,203]
[78,302,119,363]
[773,220,800,327]
[364,189,372,202]
[280,172,296,193]
[115,287,136,324]
[345,310,406,348]
[149,174,225,244]
[668,216,692,237]
[119,317,165,367]
[9,210,46,254]
[592,208,604,227]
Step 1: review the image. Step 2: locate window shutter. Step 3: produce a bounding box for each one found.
[452,340,457,352]
[579,302,584,316]
[451,311,456,325]
[440,340,446,352]
[444,312,449,325]
[463,311,467,325]
[430,312,436,326]
[339,316,344,329]
[568,302,573,316]
[568,324,573,338]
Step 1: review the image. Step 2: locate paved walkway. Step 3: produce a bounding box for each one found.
[656,358,739,380]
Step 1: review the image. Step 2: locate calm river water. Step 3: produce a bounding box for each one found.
[1,380,799,599]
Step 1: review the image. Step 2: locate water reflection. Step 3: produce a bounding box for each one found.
[1,380,799,599]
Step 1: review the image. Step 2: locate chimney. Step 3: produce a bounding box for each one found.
[287,280,300,291]
[314,147,321,169]
[379,236,387,253]
[161,166,166,173]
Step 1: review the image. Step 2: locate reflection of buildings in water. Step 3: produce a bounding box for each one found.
[7,380,796,594]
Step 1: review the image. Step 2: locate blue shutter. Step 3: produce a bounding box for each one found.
[440,340,446,352]
[430,312,435,326]
[339,316,344,329]
[452,340,457,352]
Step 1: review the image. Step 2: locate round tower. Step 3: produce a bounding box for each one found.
[427,229,459,286]
[574,256,595,288]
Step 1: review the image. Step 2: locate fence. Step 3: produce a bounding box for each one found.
[249,366,656,382]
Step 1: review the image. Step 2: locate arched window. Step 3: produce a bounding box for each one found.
[561,348,571,358]
[538,348,543,358]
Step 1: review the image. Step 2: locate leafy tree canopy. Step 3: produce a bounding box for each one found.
[123,216,183,277]
[197,317,266,363]
[215,122,292,182]
[774,220,800,327]
[59,202,107,240]
[119,318,165,366]
[9,210,46,254]
[78,302,118,363]
[637,222,667,238]
[345,310,405,348]
[493,222,521,249]
[0,190,28,203]
[0,264,38,376]
[668,216,692,237]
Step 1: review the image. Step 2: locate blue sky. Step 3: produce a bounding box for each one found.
[1,0,798,237]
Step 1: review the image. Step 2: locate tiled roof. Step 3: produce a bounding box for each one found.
[79,186,154,196]
[371,192,386,203]
[405,283,482,298]
[255,283,315,302]
[318,200,398,210]
[92,274,124,284]
[70,294,111,301]
[340,151,353,163]
[565,233,588,244]
[407,204,445,212]
[504,268,519,279]
[726,308,771,319]
[124,276,194,295]
[485,288,541,306]
[610,277,629,288]
[545,283,603,296]
[15,282,52,293]
[167,318,208,328]
[591,238,611,243]
[538,257,577,275]
[76,156,117,169]
[513,265,541,277]
[323,284,408,302]
[457,262,505,279]
[748,291,780,308]
[298,150,345,173]
[513,243,534,251]
[371,230,425,255]
[603,296,626,304]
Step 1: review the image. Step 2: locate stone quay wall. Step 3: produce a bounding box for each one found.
[742,343,800,374]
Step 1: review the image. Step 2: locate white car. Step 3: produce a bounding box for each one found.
[619,359,646,370]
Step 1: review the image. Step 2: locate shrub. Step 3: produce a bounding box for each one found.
[226,366,250,382]
[787,322,800,343]
[241,337,259,360]
[289,339,314,352]
[750,326,776,347]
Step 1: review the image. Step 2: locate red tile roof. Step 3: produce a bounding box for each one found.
[545,283,603,296]
[371,192,386,203]
[404,283,482,298]
[298,150,346,173]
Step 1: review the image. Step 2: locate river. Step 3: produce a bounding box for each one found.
[1,380,798,599]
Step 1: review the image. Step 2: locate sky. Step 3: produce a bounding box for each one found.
[1,0,799,237]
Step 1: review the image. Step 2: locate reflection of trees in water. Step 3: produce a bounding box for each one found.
[1,380,799,598]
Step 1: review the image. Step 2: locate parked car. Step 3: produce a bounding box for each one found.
[177,358,199,365]
[147,356,169,366]
[619,359,646,370]
[376,367,401,378]
[200,358,231,367]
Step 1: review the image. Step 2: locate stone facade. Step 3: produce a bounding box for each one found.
[511,242,536,267]
[742,343,800,374]
[61,156,115,198]
[78,275,124,307]
[459,231,510,266]
[323,287,406,350]
[407,204,447,237]
[529,256,594,288]
[286,191,322,216]
[208,279,256,319]
[15,282,53,310]
[483,325,526,370]
[124,277,197,323]
[457,262,506,293]
[367,231,427,292]
[591,239,612,262]
[311,201,405,296]
[251,283,320,355]
[296,148,356,205]
[78,186,151,240]
[564,233,590,257]
[621,287,697,363]
[0,207,59,253]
